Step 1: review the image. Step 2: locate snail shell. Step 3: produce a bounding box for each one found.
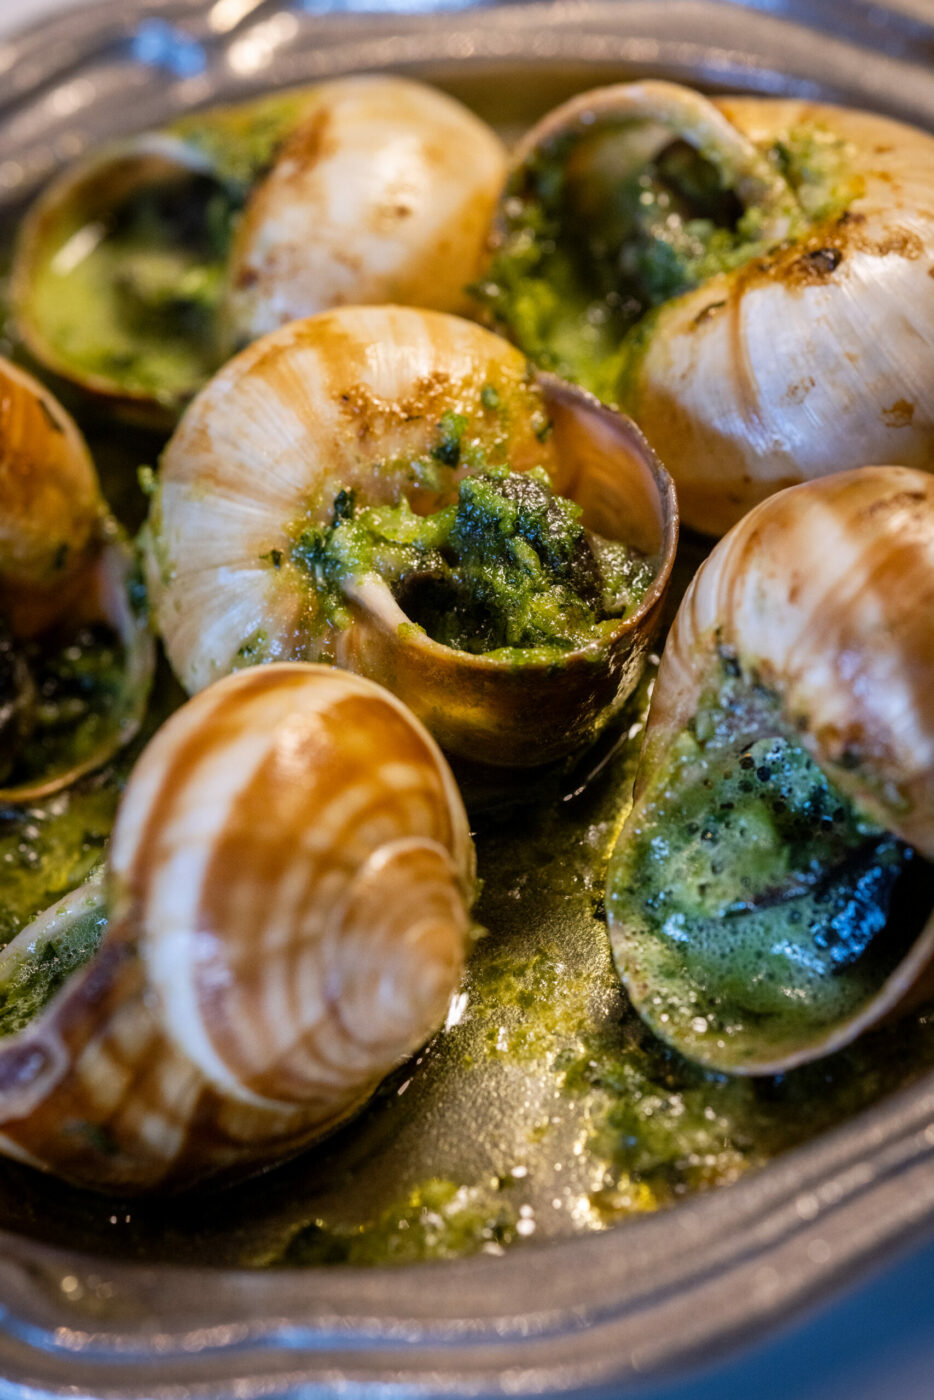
[223,76,507,345]
[0,357,153,800]
[607,466,934,1074]
[11,78,506,428]
[487,81,934,534]
[0,663,475,1193]
[144,305,677,768]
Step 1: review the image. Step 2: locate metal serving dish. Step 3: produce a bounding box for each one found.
[1,1,934,1395]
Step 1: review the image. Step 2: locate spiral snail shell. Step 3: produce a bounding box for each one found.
[607,466,934,1074]
[11,77,506,427]
[144,305,676,770]
[0,663,475,1193]
[0,356,153,800]
[483,81,934,534]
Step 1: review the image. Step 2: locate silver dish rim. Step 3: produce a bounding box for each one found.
[1,3,934,1396]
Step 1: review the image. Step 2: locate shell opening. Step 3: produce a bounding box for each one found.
[294,461,655,662]
[480,81,848,406]
[14,142,238,420]
[608,657,934,1075]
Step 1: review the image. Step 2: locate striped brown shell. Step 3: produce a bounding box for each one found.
[145,305,677,769]
[0,663,474,1193]
[608,466,934,1075]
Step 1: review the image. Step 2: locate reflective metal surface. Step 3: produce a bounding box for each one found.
[1,3,934,1396]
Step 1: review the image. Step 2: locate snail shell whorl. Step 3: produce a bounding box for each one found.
[0,664,474,1191]
[648,466,934,856]
[110,663,475,1107]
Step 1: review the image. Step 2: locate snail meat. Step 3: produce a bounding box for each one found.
[481,82,934,533]
[607,467,934,1074]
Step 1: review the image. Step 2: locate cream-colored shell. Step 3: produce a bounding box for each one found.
[0,663,475,1192]
[145,305,677,768]
[498,83,934,534]
[147,305,557,695]
[224,76,507,344]
[610,466,934,1074]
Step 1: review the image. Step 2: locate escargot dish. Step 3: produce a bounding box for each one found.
[7,43,934,1280]
[607,466,934,1074]
[0,356,153,800]
[11,76,506,426]
[0,663,475,1193]
[481,81,934,533]
[144,304,676,768]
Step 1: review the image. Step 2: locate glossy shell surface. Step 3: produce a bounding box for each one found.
[146,304,677,767]
[0,355,104,628]
[494,84,934,534]
[225,75,507,342]
[0,663,475,1192]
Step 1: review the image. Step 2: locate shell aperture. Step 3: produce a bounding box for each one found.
[482,81,934,534]
[145,305,677,769]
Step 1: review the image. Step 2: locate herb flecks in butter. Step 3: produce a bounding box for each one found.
[283,1178,519,1265]
[0,893,107,1038]
[479,120,856,404]
[286,448,651,659]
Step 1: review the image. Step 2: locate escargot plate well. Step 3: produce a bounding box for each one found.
[2,2,934,1397]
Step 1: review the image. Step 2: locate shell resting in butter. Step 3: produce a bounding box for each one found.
[607,467,934,1074]
[144,304,677,770]
[0,663,475,1193]
[485,81,934,534]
